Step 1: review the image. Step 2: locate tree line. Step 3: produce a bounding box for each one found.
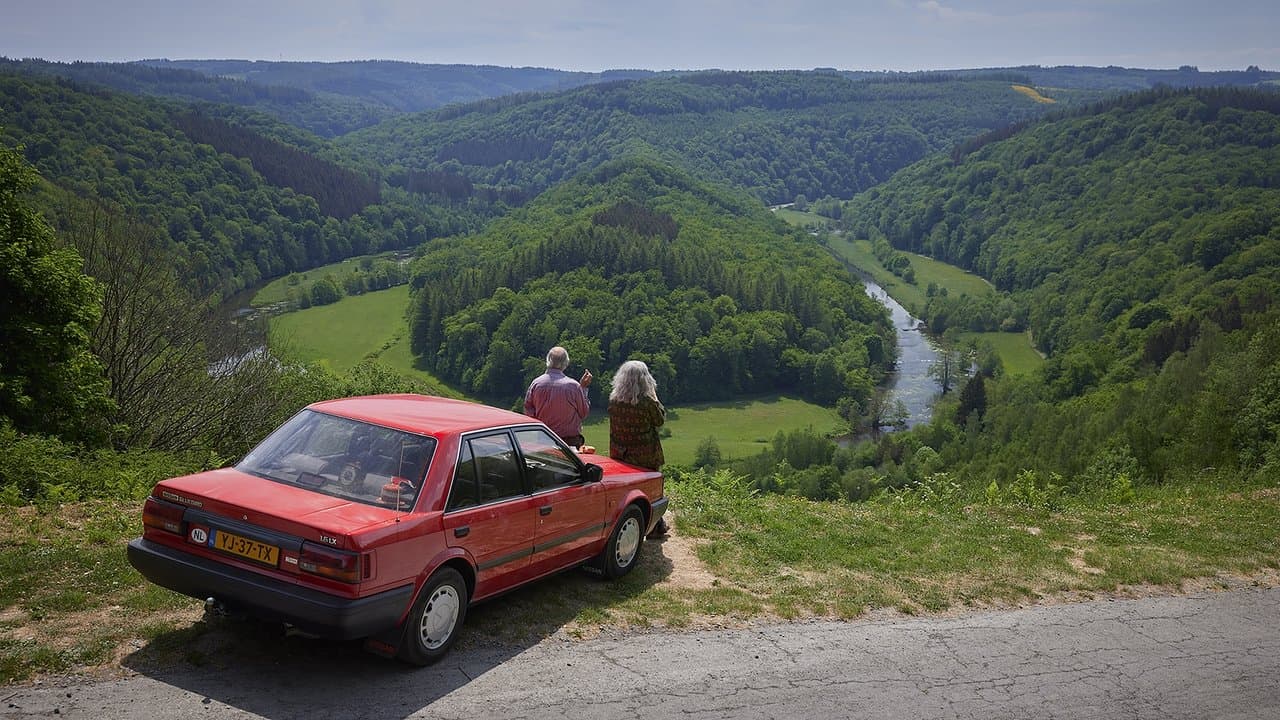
[341,70,1067,207]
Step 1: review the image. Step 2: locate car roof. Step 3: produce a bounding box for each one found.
[307,394,533,437]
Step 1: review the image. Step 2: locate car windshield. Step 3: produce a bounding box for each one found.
[236,409,436,509]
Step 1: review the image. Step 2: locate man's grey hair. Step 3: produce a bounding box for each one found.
[546,346,570,370]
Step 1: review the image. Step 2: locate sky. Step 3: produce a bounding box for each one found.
[3,0,1278,73]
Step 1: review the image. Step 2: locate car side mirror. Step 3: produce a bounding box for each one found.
[582,463,604,484]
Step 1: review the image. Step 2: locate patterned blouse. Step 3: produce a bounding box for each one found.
[608,397,666,470]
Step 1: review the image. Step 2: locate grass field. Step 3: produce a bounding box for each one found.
[826,235,994,315]
[960,331,1045,376]
[772,207,833,229]
[252,252,405,307]
[582,395,844,466]
[268,285,411,373]
[267,285,460,395]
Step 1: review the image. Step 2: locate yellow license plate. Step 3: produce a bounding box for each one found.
[213,530,279,566]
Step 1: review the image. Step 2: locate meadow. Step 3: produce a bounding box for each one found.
[771,207,833,229]
[958,331,1045,376]
[583,395,845,466]
[252,252,407,307]
[825,234,993,315]
[268,284,410,373]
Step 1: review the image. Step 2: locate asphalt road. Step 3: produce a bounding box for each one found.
[5,586,1278,720]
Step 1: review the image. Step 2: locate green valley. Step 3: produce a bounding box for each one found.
[3,56,1280,681]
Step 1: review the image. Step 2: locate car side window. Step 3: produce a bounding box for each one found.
[446,441,480,511]
[469,433,525,503]
[515,428,582,492]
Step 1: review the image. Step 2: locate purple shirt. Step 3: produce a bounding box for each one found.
[523,369,590,439]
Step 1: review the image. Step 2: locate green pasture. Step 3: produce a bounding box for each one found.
[827,235,993,315]
[376,332,463,395]
[583,395,845,466]
[252,252,405,307]
[772,207,832,229]
[268,285,410,372]
[267,284,458,394]
[960,331,1045,376]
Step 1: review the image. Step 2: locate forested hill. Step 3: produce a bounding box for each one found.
[0,57,398,137]
[0,71,480,295]
[843,64,1280,91]
[141,59,660,113]
[841,87,1280,480]
[0,58,661,137]
[408,157,894,412]
[339,71,1077,206]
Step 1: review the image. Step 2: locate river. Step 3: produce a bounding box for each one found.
[863,277,942,430]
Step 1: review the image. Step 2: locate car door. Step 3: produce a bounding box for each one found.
[441,431,537,599]
[516,427,608,575]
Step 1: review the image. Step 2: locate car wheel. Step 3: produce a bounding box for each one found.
[397,567,468,666]
[598,505,645,579]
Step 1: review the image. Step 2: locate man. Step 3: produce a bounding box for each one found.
[524,346,592,447]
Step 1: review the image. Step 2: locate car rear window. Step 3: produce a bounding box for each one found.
[237,410,436,509]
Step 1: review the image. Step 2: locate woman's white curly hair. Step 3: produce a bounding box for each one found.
[609,360,658,405]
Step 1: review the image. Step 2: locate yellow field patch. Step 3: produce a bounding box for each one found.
[1012,84,1056,104]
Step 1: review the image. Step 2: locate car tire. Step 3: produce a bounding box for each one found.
[597,504,645,579]
[397,566,468,666]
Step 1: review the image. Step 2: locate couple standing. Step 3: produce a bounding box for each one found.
[523,346,665,470]
[524,346,669,537]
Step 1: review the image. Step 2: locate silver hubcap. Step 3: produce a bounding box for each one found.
[419,584,460,650]
[614,516,641,568]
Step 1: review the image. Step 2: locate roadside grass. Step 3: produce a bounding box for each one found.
[4,471,1278,683]
[959,331,1044,376]
[668,470,1280,620]
[0,501,200,684]
[252,252,405,307]
[581,395,845,466]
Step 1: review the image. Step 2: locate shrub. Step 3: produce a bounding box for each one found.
[985,469,1063,510]
[0,422,209,505]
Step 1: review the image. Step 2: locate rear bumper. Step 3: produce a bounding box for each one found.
[649,496,669,531]
[127,537,414,640]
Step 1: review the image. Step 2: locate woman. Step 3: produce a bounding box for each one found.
[608,360,670,537]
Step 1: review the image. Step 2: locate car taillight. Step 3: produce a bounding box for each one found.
[299,542,361,583]
[142,497,185,535]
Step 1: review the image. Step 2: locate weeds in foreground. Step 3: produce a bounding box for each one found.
[2,468,1278,684]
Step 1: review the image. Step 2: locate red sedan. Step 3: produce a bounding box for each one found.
[127,394,667,664]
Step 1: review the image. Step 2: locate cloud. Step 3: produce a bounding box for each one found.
[915,0,989,22]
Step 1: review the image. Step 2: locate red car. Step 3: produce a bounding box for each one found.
[127,394,667,664]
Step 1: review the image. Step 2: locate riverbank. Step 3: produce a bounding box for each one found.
[862,276,941,429]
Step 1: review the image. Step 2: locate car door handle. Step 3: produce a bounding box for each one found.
[539,505,553,516]
[453,526,470,538]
